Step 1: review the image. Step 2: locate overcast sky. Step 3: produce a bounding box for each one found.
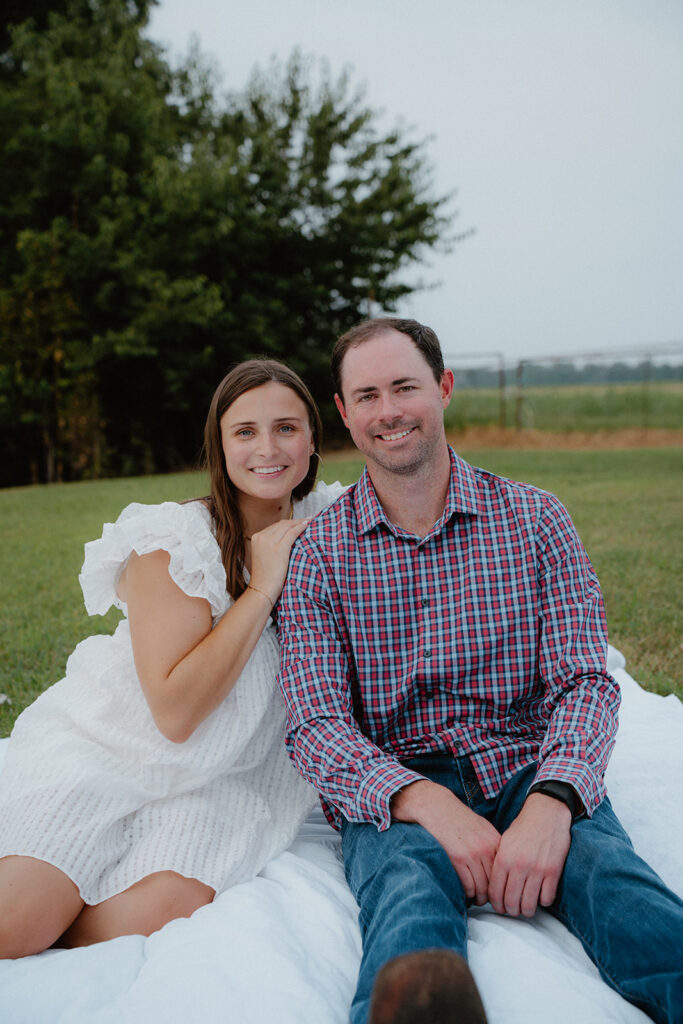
[147,0,682,365]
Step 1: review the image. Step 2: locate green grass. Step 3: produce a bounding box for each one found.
[444,381,683,432]
[1,449,681,737]
[0,472,207,737]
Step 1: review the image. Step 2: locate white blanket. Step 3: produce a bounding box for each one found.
[1,646,681,1024]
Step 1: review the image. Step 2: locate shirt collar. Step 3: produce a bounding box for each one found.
[353,446,480,537]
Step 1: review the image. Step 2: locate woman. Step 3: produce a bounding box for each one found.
[0,359,343,957]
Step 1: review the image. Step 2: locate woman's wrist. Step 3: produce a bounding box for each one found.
[246,583,275,608]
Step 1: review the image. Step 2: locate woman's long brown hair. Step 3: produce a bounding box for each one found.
[202,359,322,601]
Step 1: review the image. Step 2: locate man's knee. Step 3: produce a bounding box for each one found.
[368,949,487,1024]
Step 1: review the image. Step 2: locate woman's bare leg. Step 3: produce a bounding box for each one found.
[0,855,84,958]
[61,870,215,947]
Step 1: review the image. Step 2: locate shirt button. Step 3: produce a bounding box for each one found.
[424,649,432,658]
[421,598,429,606]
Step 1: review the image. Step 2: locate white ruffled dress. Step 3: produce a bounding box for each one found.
[0,482,343,904]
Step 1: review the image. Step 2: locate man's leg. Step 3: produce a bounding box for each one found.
[341,815,470,1024]
[490,764,683,1023]
[552,799,683,1024]
[341,754,492,1024]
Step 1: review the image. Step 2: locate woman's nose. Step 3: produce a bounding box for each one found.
[254,433,277,458]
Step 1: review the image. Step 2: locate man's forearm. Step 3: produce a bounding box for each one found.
[286,715,424,830]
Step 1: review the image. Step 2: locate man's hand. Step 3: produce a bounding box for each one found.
[488,793,572,918]
[391,780,502,906]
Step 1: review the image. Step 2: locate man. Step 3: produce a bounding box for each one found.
[277,318,683,1024]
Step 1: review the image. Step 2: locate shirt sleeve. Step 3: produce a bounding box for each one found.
[532,494,621,816]
[79,501,228,619]
[277,537,423,831]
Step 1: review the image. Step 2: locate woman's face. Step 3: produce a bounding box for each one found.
[220,381,314,506]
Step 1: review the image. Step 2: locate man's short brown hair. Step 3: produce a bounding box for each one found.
[332,317,445,400]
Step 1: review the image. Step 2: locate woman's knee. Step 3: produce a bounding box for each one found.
[63,870,215,946]
[143,871,215,920]
[0,856,82,958]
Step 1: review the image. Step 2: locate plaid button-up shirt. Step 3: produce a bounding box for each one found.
[277,448,619,830]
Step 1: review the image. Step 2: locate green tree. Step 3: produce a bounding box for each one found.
[0,226,92,483]
[1,6,461,485]
[0,0,220,482]
[129,52,459,440]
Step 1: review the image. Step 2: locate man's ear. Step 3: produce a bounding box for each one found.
[334,392,350,429]
[440,369,455,409]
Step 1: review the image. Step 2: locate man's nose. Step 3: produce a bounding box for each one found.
[376,392,403,422]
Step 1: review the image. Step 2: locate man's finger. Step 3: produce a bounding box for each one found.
[487,860,505,914]
[502,866,526,917]
[520,875,542,918]
[471,859,490,907]
[539,872,560,908]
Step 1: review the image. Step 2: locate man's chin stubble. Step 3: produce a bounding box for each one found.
[369,440,433,477]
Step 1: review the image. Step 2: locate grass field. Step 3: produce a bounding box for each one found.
[445,380,683,433]
[1,447,681,737]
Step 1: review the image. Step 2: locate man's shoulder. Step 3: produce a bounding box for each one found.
[465,458,562,517]
[286,483,360,591]
[303,480,358,544]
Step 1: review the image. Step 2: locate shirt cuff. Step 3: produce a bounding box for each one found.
[353,759,425,831]
[531,756,605,817]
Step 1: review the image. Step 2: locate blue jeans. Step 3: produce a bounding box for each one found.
[341,755,683,1024]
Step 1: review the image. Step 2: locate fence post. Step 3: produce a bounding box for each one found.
[642,359,652,429]
[498,357,506,428]
[515,361,524,430]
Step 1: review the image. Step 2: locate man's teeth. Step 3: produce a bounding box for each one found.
[252,466,285,475]
[379,428,412,441]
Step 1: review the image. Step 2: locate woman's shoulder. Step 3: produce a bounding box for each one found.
[79,500,226,618]
[114,498,212,528]
[294,479,349,518]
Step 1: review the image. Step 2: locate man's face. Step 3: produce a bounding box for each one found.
[334,329,454,477]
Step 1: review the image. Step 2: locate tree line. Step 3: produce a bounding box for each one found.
[1,0,459,487]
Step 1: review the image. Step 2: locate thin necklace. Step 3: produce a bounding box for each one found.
[244,500,293,541]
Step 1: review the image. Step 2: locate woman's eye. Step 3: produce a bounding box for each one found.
[278,424,295,433]
[237,429,254,438]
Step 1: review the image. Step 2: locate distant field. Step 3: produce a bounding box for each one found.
[1,448,681,736]
[445,381,683,433]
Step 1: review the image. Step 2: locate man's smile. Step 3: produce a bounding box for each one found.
[376,427,416,442]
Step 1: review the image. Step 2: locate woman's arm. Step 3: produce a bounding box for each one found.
[120,516,310,743]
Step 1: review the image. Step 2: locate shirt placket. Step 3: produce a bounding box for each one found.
[414,538,435,700]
